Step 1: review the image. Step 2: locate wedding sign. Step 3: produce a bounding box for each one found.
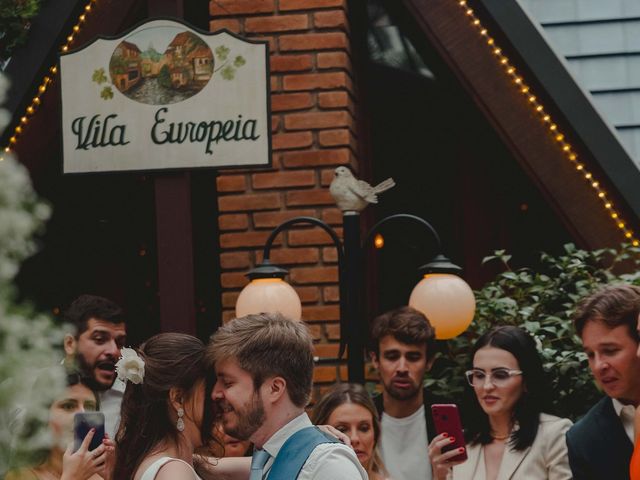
[60,19,270,173]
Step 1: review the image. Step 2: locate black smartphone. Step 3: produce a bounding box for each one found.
[73,412,105,452]
[431,404,467,462]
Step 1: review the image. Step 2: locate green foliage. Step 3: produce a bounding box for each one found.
[158,64,171,89]
[213,46,246,81]
[427,243,640,420]
[214,45,230,62]
[0,0,43,62]
[220,65,235,81]
[100,86,113,100]
[91,68,107,84]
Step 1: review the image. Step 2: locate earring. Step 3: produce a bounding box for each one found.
[176,407,184,432]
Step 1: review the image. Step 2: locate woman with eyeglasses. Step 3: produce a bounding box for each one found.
[428,325,572,480]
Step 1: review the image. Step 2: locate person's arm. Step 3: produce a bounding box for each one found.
[61,429,109,480]
[193,456,251,480]
[565,429,589,480]
[427,433,465,480]
[545,418,573,480]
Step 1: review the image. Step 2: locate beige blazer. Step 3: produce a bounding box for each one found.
[451,414,572,480]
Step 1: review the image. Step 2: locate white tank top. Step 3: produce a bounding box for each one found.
[139,457,202,480]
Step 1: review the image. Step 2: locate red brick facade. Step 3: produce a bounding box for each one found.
[210,0,358,394]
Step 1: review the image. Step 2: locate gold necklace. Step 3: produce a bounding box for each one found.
[491,432,510,440]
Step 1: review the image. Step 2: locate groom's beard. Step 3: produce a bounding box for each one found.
[221,392,265,441]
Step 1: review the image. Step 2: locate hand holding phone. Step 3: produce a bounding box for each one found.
[73,412,105,452]
[431,404,467,462]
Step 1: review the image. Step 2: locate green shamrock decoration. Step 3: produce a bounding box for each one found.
[100,86,114,100]
[92,68,107,84]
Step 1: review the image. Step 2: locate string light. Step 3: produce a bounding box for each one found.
[454,0,638,246]
[1,0,98,159]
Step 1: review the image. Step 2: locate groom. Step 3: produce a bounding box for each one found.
[206,312,367,479]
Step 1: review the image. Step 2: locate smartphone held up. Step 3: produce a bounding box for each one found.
[431,404,467,462]
[73,412,105,452]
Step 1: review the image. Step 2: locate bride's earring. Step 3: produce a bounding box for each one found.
[176,407,185,432]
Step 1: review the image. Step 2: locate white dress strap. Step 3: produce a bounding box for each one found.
[140,457,201,480]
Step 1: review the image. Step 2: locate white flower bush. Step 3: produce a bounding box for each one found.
[0,72,67,475]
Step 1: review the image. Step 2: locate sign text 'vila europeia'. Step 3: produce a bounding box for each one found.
[60,19,270,173]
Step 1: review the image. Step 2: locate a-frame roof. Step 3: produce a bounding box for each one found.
[387,0,640,249]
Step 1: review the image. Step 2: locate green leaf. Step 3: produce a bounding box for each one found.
[215,45,230,61]
[234,55,246,67]
[100,86,114,100]
[92,68,107,84]
[220,65,235,80]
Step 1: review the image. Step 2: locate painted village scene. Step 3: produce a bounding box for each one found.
[109,28,214,105]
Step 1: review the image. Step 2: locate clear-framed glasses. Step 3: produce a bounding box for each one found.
[465,368,523,387]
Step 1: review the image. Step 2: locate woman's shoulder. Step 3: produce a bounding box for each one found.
[539,413,572,430]
[138,456,199,480]
[537,413,572,438]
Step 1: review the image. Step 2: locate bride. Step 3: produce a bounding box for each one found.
[114,333,347,480]
[114,333,230,480]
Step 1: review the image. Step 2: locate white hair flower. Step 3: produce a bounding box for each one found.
[116,347,145,384]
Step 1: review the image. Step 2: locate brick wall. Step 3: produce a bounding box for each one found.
[210,0,358,398]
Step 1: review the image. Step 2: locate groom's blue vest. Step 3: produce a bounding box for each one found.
[268,426,339,479]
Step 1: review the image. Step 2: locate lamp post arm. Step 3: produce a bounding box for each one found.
[263,216,345,263]
[363,213,442,251]
[260,216,350,360]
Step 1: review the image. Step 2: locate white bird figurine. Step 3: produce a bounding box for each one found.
[329,166,396,213]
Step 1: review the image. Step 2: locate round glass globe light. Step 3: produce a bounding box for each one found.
[235,278,302,321]
[408,273,476,339]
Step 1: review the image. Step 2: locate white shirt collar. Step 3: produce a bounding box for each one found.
[262,411,311,458]
[612,398,635,443]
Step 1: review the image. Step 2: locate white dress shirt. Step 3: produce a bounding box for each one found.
[261,412,368,479]
[99,377,125,439]
[612,398,636,444]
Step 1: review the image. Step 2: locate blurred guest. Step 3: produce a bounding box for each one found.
[5,373,113,480]
[63,294,127,439]
[429,326,572,480]
[312,383,391,480]
[567,284,640,480]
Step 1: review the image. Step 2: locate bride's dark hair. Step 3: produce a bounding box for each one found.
[114,333,219,479]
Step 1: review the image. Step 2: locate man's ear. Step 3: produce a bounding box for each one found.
[370,351,379,370]
[425,355,436,373]
[64,334,77,357]
[265,376,287,404]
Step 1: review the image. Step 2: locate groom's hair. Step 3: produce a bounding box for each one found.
[208,312,314,407]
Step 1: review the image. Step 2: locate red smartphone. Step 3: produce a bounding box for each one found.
[431,404,467,462]
[73,412,105,452]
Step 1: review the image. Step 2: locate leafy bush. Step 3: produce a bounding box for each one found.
[427,243,640,420]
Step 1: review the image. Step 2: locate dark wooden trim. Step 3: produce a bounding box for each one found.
[398,0,637,249]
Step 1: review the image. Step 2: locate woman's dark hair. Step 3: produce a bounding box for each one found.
[114,333,218,479]
[463,326,549,451]
[311,383,388,476]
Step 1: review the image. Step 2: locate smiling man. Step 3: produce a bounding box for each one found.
[207,312,367,480]
[369,306,442,480]
[63,294,127,439]
[566,284,640,480]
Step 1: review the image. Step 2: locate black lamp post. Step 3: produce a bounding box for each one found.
[235,211,475,384]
